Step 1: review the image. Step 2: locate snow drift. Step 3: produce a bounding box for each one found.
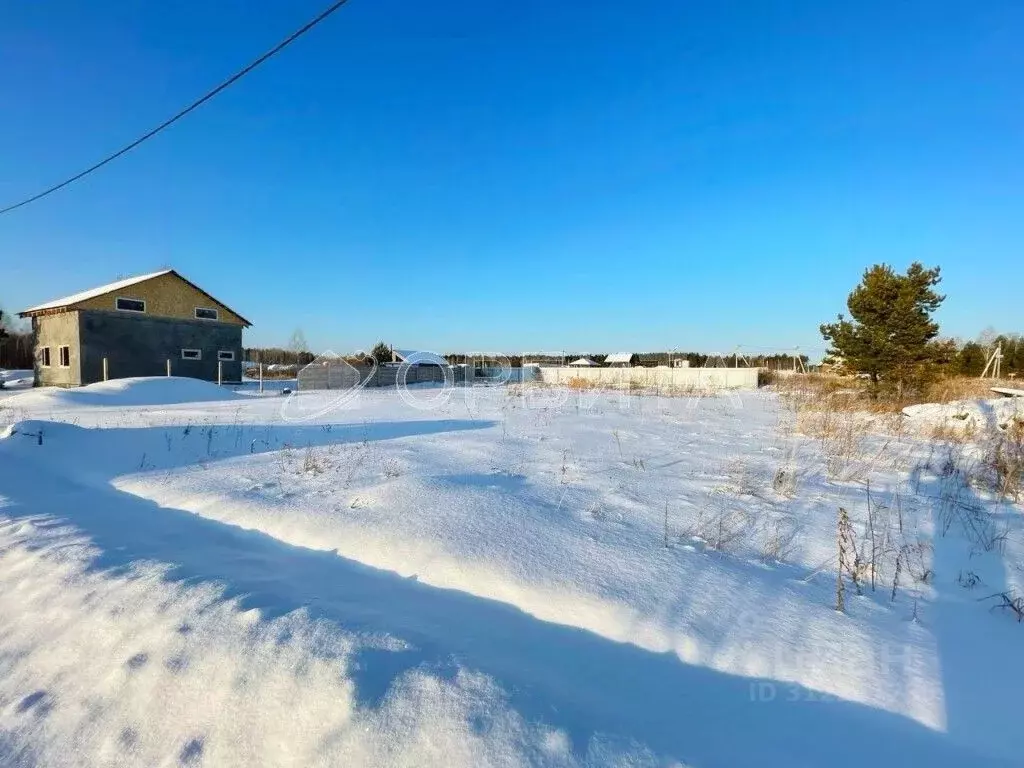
[1,376,244,408]
[902,397,1024,435]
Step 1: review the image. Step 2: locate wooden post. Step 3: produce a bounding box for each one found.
[218,360,223,386]
[166,359,172,377]
[102,357,109,382]
[259,363,264,394]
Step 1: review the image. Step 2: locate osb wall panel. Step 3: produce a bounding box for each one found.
[73,273,247,325]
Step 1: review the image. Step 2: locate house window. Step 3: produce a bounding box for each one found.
[116,297,146,313]
[195,307,219,321]
[217,350,235,361]
[40,347,51,367]
[181,349,202,360]
[59,346,71,367]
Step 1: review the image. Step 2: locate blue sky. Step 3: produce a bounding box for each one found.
[1,1,1021,357]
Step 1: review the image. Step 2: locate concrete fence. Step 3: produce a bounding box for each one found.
[297,363,759,392]
[297,363,459,391]
[535,366,760,390]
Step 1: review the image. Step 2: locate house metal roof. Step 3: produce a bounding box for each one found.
[605,353,636,364]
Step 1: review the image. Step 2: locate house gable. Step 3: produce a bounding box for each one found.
[21,270,251,326]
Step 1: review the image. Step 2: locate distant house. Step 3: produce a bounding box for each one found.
[605,353,638,367]
[567,357,598,367]
[391,349,447,367]
[19,269,251,387]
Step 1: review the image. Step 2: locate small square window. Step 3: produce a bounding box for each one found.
[181,349,202,360]
[116,297,146,313]
[217,350,235,361]
[59,346,70,367]
[40,347,51,367]
[195,307,219,321]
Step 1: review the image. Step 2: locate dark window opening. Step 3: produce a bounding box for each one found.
[116,297,146,313]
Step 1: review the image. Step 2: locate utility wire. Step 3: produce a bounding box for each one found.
[0,0,352,216]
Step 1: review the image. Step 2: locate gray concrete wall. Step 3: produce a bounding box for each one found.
[78,310,243,385]
[297,363,453,391]
[33,313,82,387]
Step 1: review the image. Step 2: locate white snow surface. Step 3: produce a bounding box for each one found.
[901,397,1024,435]
[1,376,244,408]
[0,379,1020,766]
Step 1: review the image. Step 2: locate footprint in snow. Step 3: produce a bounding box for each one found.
[125,652,149,671]
[119,727,139,750]
[179,737,205,766]
[17,690,52,718]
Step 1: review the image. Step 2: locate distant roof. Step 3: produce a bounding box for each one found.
[19,269,252,326]
[605,353,636,364]
[393,349,448,365]
[567,357,598,367]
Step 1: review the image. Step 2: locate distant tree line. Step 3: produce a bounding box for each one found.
[0,309,33,370]
[944,333,1023,377]
[242,347,315,366]
[442,352,809,368]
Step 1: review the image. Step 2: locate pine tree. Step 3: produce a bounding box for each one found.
[956,341,987,376]
[820,263,944,397]
[369,341,392,365]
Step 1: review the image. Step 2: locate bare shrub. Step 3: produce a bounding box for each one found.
[924,376,1019,404]
[679,500,751,553]
[759,518,797,563]
[301,445,329,475]
[980,591,1024,622]
[710,508,750,551]
[771,465,799,497]
[717,458,760,497]
[567,377,595,391]
[929,452,1008,554]
[985,418,1024,502]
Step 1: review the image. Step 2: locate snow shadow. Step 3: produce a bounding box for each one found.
[4,418,495,477]
[911,458,1021,764]
[0,451,1012,768]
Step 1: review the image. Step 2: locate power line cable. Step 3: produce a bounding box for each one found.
[0,0,352,216]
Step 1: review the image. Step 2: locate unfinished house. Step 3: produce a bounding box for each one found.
[19,270,251,387]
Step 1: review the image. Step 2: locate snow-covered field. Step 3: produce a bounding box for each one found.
[0,377,1020,766]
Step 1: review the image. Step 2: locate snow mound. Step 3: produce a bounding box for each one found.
[0,369,33,382]
[902,397,1024,435]
[4,377,244,407]
[0,369,34,391]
